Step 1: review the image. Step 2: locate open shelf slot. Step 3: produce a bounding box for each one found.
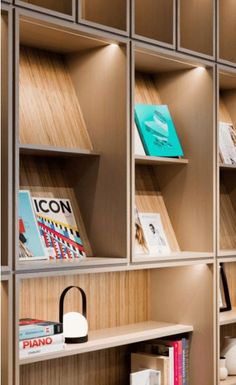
[15,0,75,19]
[218,0,236,65]
[219,71,236,254]
[133,0,174,47]
[17,16,129,268]
[219,262,236,383]
[1,7,12,269]
[133,48,214,261]
[1,277,12,385]
[80,0,128,33]
[18,264,213,384]
[178,0,214,58]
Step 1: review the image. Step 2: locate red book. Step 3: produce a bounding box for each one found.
[19,318,44,326]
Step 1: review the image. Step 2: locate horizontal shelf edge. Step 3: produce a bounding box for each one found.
[220,307,236,326]
[20,320,193,365]
[19,144,100,158]
[220,164,236,170]
[135,156,189,165]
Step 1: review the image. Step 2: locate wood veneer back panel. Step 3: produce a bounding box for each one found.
[19,47,92,149]
[20,155,93,256]
[134,0,173,44]
[20,347,130,385]
[220,175,236,250]
[219,0,236,64]
[224,262,236,307]
[180,0,213,56]
[82,0,127,31]
[19,0,73,15]
[19,270,149,329]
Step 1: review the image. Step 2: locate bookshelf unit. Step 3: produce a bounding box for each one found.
[178,0,215,59]
[0,1,236,385]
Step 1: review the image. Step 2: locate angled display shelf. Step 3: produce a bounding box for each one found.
[218,67,236,257]
[15,11,129,271]
[178,0,215,59]
[14,0,76,20]
[132,0,175,48]
[132,43,215,263]
[79,0,129,35]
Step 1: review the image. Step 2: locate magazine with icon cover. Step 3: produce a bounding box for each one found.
[31,197,86,260]
[219,121,236,165]
[135,104,184,157]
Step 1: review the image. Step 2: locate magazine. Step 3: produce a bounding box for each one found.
[32,197,86,259]
[219,121,236,165]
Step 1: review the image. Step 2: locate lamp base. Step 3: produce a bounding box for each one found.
[65,335,88,344]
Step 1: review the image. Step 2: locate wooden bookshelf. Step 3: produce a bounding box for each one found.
[19,144,100,158]
[135,155,189,166]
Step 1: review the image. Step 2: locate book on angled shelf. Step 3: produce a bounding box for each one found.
[19,318,63,340]
[32,196,86,260]
[135,124,146,156]
[19,333,65,358]
[130,369,161,385]
[131,352,170,385]
[138,212,170,255]
[219,121,236,165]
[19,191,48,260]
[135,104,184,158]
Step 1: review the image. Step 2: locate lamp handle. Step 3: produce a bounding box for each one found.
[59,286,87,323]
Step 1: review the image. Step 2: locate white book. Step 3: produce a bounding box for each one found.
[20,343,65,358]
[138,213,170,255]
[135,125,146,156]
[219,122,236,165]
[130,369,161,385]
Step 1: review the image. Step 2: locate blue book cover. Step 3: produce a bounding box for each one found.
[135,104,184,157]
[19,191,47,260]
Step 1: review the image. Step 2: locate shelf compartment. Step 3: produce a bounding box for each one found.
[1,6,12,270]
[133,0,175,47]
[14,0,75,20]
[178,0,214,58]
[133,47,214,261]
[220,307,236,326]
[218,0,236,65]
[20,320,193,364]
[135,155,189,166]
[79,0,128,34]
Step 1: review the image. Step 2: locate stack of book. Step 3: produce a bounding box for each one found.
[131,335,189,385]
[19,318,64,358]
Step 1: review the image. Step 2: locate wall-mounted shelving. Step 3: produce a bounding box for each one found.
[14,0,76,20]
[79,0,129,35]
[132,44,215,263]
[132,0,175,48]
[178,0,215,59]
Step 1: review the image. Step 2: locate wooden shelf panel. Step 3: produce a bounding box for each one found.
[15,0,74,18]
[220,164,236,170]
[220,307,236,326]
[135,156,189,166]
[19,144,100,158]
[20,321,193,365]
[220,376,236,385]
[133,251,214,263]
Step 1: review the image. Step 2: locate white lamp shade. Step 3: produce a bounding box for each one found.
[63,312,88,339]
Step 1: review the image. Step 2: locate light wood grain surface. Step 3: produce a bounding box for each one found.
[219,0,236,63]
[19,47,93,149]
[17,0,73,15]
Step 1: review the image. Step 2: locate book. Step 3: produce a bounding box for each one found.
[219,121,236,164]
[130,369,161,385]
[32,197,86,260]
[134,208,149,255]
[131,352,170,385]
[19,333,64,358]
[138,212,170,255]
[19,318,63,340]
[135,104,184,157]
[19,191,48,260]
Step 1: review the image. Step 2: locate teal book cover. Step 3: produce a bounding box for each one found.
[135,104,184,157]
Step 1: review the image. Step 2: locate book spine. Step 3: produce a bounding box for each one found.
[168,347,174,385]
[20,342,64,358]
[182,338,186,385]
[19,334,64,351]
[19,323,62,340]
[185,339,189,385]
[171,341,179,385]
[177,340,183,385]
